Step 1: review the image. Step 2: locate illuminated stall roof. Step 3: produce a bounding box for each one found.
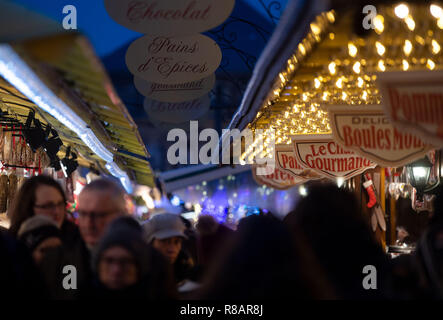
[1,32,154,188]
[227,1,443,162]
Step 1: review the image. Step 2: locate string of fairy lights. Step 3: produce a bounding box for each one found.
[240,3,443,164]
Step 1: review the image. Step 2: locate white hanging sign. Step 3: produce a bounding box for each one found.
[327,105,433,167]
[143,94,210,124]
[134,74,215,102]
[293,134,377,180]
[126,34,221,84]
[104,0,235,36]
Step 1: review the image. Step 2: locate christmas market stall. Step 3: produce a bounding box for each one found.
[0,28,154,224]
[225,0,443,253]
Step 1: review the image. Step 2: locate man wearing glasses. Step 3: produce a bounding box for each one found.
[40,178,127,299]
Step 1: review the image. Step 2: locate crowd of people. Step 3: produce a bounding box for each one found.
[1,175,443,299]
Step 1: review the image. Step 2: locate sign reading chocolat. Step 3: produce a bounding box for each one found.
[327,105,433,167]
[104,0,235,36]
[252,165,304,190]
[293,134,376,180]
[143,94,210,124]
[377,70,443,148]
[275,145,322,180]
[126,35,221,84]
[134,74,215,102]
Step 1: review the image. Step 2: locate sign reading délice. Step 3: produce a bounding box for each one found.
[104,0,235,36]
[275,144,322,180]
[293,134,376,180]
[134,74,215,102]
[327,105,433,167]
[252,165,304,190]
[126,34,221,84]
[377,70,443,148]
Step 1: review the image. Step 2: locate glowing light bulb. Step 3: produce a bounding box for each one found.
[310,104,316,112]
[314,78,321,88]
[328,61,336,75]
[322,92,329,101]
[284,111,289,118]
[336,77,343,89]
[310,23,321,35]
[405,15,415,31]
[373,15,384,34]
[378,60,386,71]
[352,61,361,74]
[394,4,409,19]
[432,39,441,54]
[376,42,385,56]
[427,59,436,70]
[293,105,299,113]
[403,40,412,56]
[357,77,364,88]
[402,59,409,71]
[362,90,368,101]
[431,4,443,18]
[348,42,358,57]
[298,43,306,56]
[438,18,443,29]
[279,73,285,82]
[302,93,308,101]
[342,91,347,100]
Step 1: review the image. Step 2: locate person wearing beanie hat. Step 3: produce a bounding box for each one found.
[17,215,62,265]
[89,216,177,299]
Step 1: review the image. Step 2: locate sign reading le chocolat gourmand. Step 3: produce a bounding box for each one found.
[327,105,433,167]
[126,34,221,84]
[377,70,443,148]
[105,0,235,35]
[293,134,376,180]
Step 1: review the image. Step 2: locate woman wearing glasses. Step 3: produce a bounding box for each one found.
[7,175,81,249]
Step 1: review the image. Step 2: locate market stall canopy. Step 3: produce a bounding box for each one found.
[226,0,442,169]
[0,1,154,189]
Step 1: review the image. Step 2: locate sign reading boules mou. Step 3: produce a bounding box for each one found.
[252,165,304,190]
[104,0,235,36]
[134,74,215,103]
[143,94,210,124]
[275,145,322,180]
[293,134,376,180]
[126,34,222,84]
[377,70,443,147]
[327,105,433,167]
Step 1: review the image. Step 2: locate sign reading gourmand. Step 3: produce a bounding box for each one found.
[143,94,210,124]
[252,165,305,190]
[292,134,376,180]
[275,145,322,180]
[134,74,215,103]
[104,0,235,36]
[327,105,433,167]
[126,34,221,84]
[377,70,443,147]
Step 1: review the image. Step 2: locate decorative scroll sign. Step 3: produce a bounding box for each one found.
[293,134,376,180]
[126,34,222,84]
[134,74,215,102]
[377,70,443,148]
[327,105,433,167]
[275,144,322,180]
[104,0,235,36]
[143,94,210,124]
[252,165,304,190]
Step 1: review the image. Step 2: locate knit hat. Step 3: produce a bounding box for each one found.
[93,216,150,277]
[17,215,61,252]
[142,213,187,244]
